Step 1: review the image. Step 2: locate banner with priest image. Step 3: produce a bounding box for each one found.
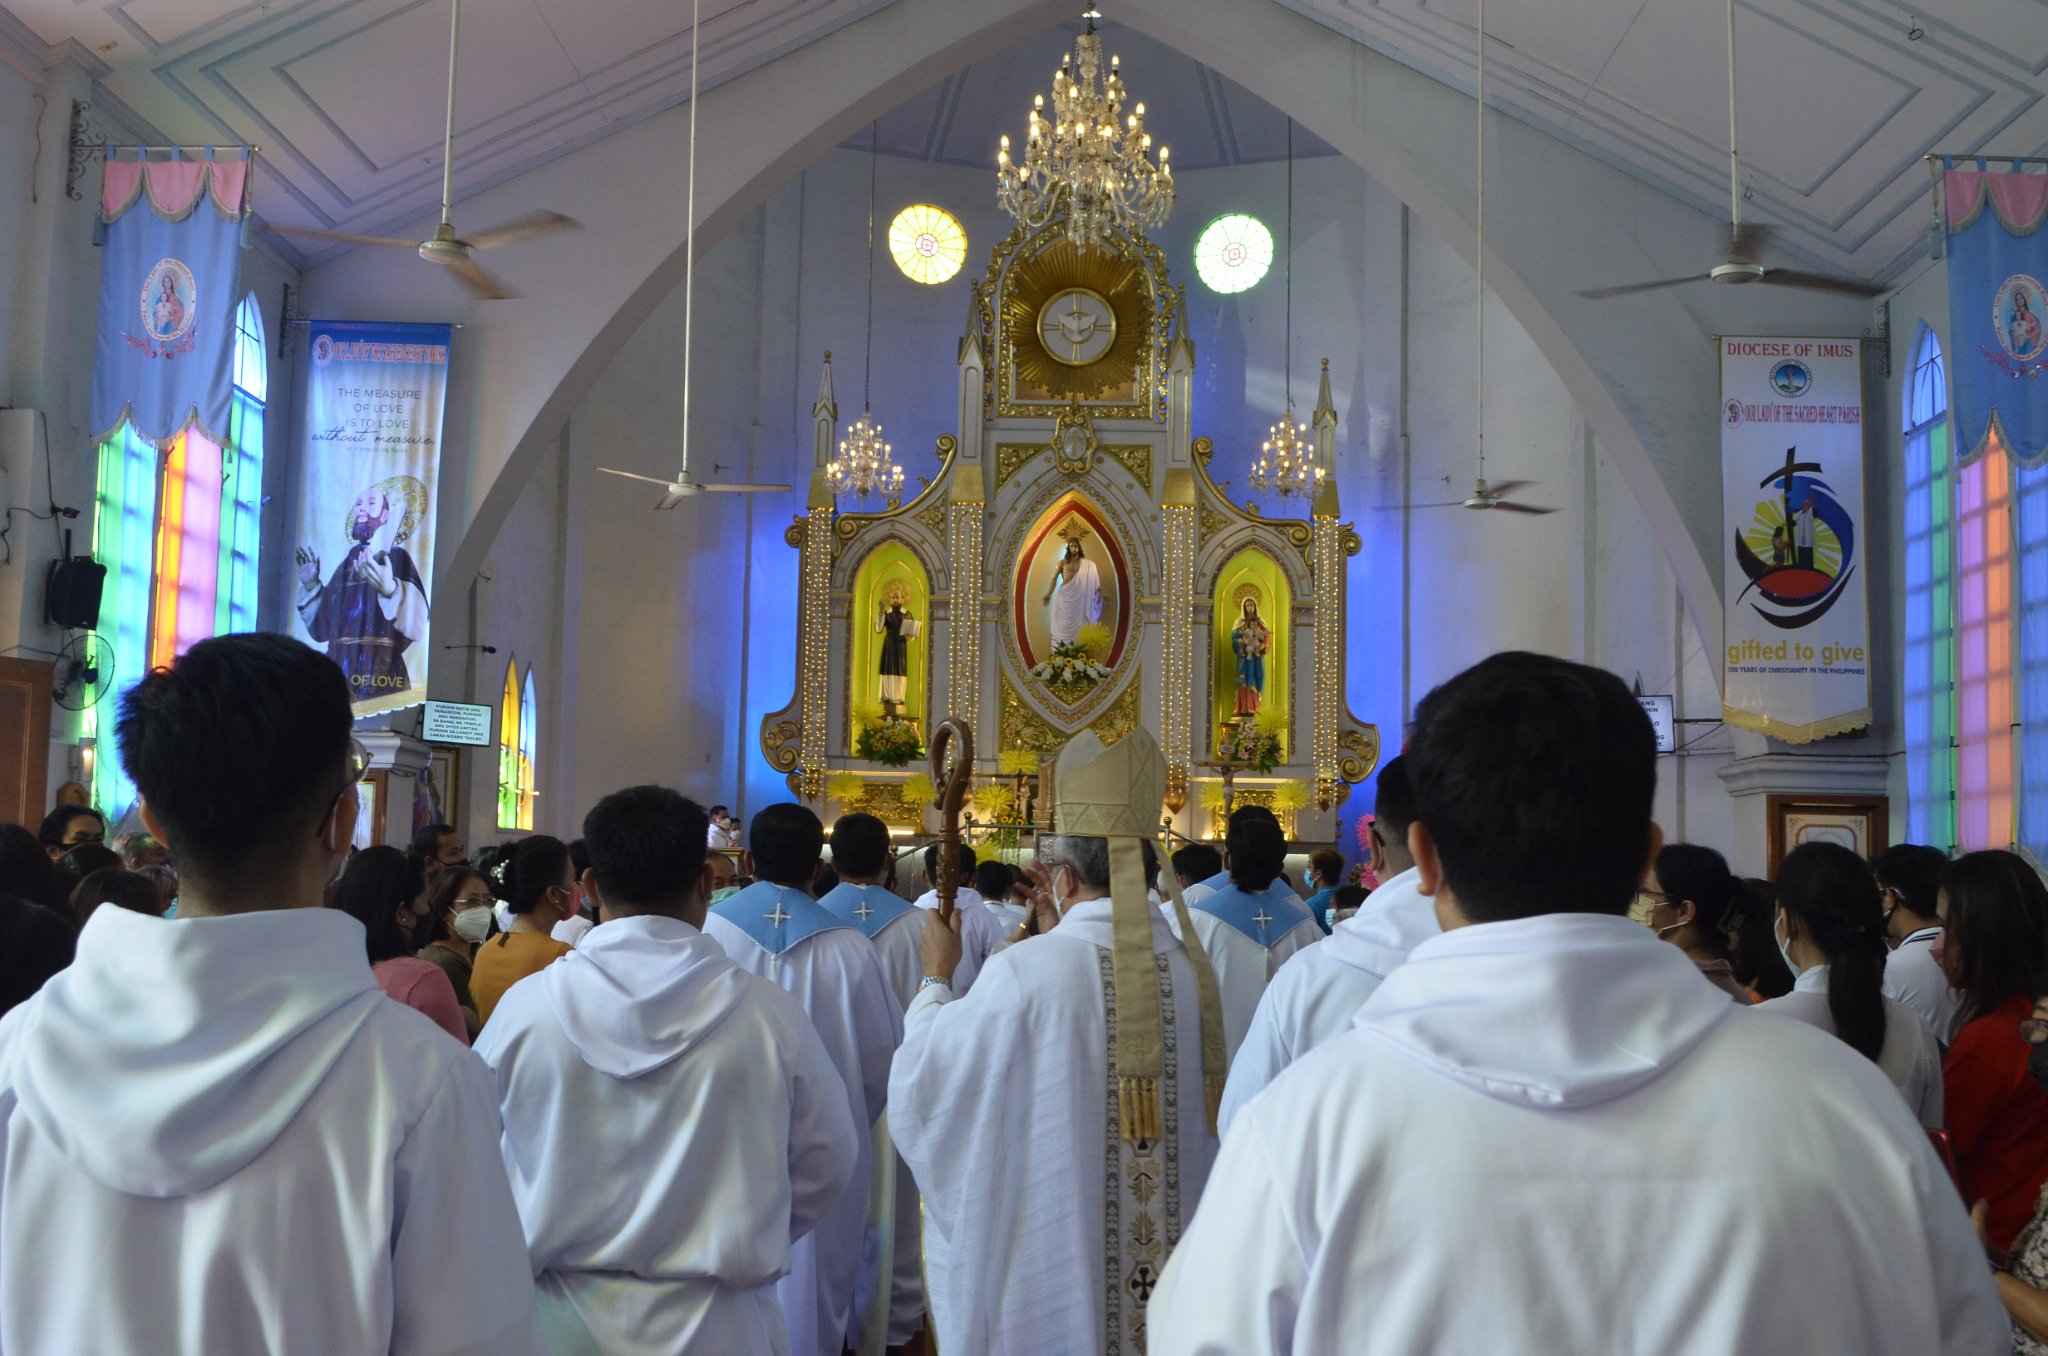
[1719,337,1870,743]
[290,322,452,716]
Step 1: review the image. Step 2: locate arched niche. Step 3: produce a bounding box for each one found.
[1011,490,1136,672]
[848,540,933,735]
[1210,547,1290,759]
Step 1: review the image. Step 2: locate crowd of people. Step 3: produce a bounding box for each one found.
[0,632,2039,1353]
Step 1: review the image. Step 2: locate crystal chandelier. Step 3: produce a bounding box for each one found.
[828,123,904,501]
[996,8,1173,248]
[1248,119,1324,502]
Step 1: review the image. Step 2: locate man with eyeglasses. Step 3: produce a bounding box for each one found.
[1873,843,1959,1041]
[0,633,546,1355]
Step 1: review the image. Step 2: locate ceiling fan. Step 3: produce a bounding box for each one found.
[595,0,790,509]
[264,0,580,299]
[1578,0,1880,301]
[1397,477,1557,515]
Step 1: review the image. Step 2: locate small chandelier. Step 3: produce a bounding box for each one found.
[1248,117,1323,502]
[996,8,1173,248]
[831,410,902,499]
[828,122,904,502]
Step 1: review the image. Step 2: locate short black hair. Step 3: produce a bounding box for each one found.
[38,805,106,849]
[0,894,75,1016]
[329,844,426,963]
[750,804,825,887]
[116,633,353,883]
[975,860,1016,899]
[53,843,122,894]
[1227,813,1286,891]
[830,813,892,878]
[1870,843,1948,923]
[1407,651,1655,922]
[568,838,591,877]
[922,841,977,884]
[1172,844,1222,884]
[582,786,710,910]
[408,822,456,860]
[1655,843,1741,959]
[710,805,730,818]
[1308,849,1345,887]
[68,866,163,926]
[1373,756,1417,839]
[1332,884,1369,914]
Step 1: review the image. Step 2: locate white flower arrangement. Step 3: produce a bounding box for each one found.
[1031,641,1112,689]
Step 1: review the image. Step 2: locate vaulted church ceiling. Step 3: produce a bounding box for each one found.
[0,0,2038,281]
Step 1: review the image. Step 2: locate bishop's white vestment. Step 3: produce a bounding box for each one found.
[0,907,548,1356]
[474,915,859,1355]
[1218,866,1438,1135]
[911,885,1008,993]
[705,883,902,1356]
[1148,912,2007,1355]
[892,899,1220,1356]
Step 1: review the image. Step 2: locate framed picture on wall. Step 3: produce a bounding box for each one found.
[1766,794,1890,876]
[414,748,463,836]
[353,770,386,851]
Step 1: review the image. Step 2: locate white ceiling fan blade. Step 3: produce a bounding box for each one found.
[702,483,794,493]
[1578,275,1706,300]
[436,252,519,300]
[1491,499,1560,515]
[596,467,681,488]
[656,489,690,511]
[1759,268,1884,297]
[1375,501,1464,511]
[462,210,581,251]
[1480,479,1530,498]
[263,224,421,249]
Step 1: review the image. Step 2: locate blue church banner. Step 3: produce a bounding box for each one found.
[1944,163,2048,464]
[89,155,252,447]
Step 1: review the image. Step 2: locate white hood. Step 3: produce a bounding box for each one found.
[1320,867,1438,980]
[541,915,752,1079]
[1358,911,1734,1109]
[9,906,386,1199]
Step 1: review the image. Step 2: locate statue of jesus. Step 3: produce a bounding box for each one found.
[1042,535,1103,648]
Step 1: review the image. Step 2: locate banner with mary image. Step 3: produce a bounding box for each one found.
[1943,161,2048,463]
[290,322,453,717]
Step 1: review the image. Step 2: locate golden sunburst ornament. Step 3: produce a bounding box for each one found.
[1001,240,1149,399]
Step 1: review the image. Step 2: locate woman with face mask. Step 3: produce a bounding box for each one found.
[1937,851,2048,1253]
[419,866,493,1040]
[1757,842,1943,1127]
[329,846,468,1046]
[1639,843,1752,1003]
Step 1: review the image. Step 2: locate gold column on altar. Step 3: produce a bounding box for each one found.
[1310,359,1343,811]
[798,354,837,801]
[1162,335,1197,813]
[946,328,986,741]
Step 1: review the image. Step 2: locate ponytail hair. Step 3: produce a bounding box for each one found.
[475,835,572,917]
[1775,841,1889,1062]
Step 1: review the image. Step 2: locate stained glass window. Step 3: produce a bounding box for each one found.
[1194,214,1273,294]
[1901,327,1955,849]
[889,204,967,285]
[498,659,522,830]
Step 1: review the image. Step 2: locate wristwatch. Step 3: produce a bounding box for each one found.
[919,975,952,992]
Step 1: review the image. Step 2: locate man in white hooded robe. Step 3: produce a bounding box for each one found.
[1151,651,2006,1356]
[0,633,547,1356]
[475,786,859,1355]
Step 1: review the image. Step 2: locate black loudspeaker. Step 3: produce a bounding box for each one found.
[44,531,105,630]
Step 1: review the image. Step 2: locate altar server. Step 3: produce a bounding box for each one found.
[1180,808,1305,911]
[911,841,1007,993]
[893,727,1227,1356]
[1149,652,2005,1356]
[1174,808,1323,1053]
[1219,757,1438,1135]
[476,786,857,1355]
[706,805,901,1356]
[816,812,928,1351]
[0,634,546,1355]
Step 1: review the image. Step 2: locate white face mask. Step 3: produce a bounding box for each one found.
[1049,865,1071,916]
[1774,911,1801,975]
[452,907,494,943]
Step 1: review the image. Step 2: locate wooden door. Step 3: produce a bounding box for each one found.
[0,658,53,828]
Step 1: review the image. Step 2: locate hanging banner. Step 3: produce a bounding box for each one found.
[1943,163,2048,464]
[290,321,452,717]
[1720,337,1870,743]
[90,155,253,446]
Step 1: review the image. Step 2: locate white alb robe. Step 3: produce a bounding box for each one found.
[1756,963,1945,1127]
[1218,866,1437,1135]
[1167,885,1323,1056]
[704,891,903,1356]
[892,898,1220,1356]
[0,906,547,1356]
[911,886,1008,994]
[474,915,859,1355]
[1884,926,1959,1042]
[1149,912,2006,1356]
